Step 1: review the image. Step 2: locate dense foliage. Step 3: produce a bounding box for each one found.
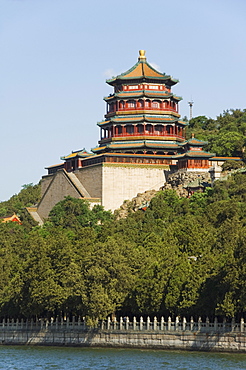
[1,110,246,321]
[186,109,246,158]
[1,172,246,322]
[0,183,41,230]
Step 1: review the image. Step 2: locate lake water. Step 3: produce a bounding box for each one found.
[0,346,246,369]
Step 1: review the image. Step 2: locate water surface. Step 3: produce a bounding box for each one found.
[0,346,246,369]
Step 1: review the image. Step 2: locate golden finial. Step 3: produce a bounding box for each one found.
[138,50,146,61]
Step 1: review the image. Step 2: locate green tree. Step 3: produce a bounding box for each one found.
[209,131,245,157]
[222,160,245,171]
[82,238,136,322]
[48,196,112,231]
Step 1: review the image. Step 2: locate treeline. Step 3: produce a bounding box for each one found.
[0,183,41,230]
[1,172,246,322]
[186,108,246,158]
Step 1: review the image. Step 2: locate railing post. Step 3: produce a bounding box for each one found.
[182,317,186,331]
[223,317,226,332]
[101,319,104,330]
[241,318,244,333]
[107,316,111,330]
[83,317,86,330]
[140,316,143,331]
[2,318,5,328]
[160,316,165,331]
[214,317,218,332]
[133,316,136,330]
[168,316,171,331]
[231,317,235,332]
[147,316,150,331]
[175,316,179,331]
[198,316,202,331]
[40,318,44,330]
[21,318,24,329]
[113,316,117,330]
[119,317,123,330]
[153,316,157,331]
[66,317,69,329]
[126,317,129,330]
[190,316,194,331]
[206,317,209,331]
[72,316,75,329]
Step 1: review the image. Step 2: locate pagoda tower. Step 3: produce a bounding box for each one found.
[92,50,187,160]
[37,51,220,219]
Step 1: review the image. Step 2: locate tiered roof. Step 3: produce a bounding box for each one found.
[61,149,94,160]
[107,50,178,86]
[174,150,215,159]
[104,91,182,101]
[92,140,182,153]
[98,115,186,126]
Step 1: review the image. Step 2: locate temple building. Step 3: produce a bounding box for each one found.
[34,51,240,221]
[1,214,22,225]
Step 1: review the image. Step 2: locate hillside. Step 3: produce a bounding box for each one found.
[0,183,41,230]
[1,109,246,321]
[185,109,246,158]
[1,171,246,321]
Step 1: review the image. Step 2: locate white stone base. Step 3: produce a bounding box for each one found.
[101,163,168,211]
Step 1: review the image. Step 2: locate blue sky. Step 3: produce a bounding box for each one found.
[1,0,246,201]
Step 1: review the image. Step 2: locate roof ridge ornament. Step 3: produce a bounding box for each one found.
[138,50,146,61]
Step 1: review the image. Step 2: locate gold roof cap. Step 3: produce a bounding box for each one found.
[138,50,146,61]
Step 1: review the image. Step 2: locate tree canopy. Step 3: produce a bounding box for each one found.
[1,109,246,322]
[1,173,246,321]
[186,109,246,158]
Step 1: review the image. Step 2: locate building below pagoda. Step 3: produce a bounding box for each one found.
[34,51,241,221]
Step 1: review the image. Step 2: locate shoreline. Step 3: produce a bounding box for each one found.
[1,343,246,355]
[1,317,246,353]
[1,329,246,353]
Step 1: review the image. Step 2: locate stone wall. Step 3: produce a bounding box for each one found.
[75,164,102,199]
[38,171,84,219]
[37,166,103,220]
[36,165,214,221]
[1,317,246,352]
[40,175,53,198]
[102,164,167,211]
